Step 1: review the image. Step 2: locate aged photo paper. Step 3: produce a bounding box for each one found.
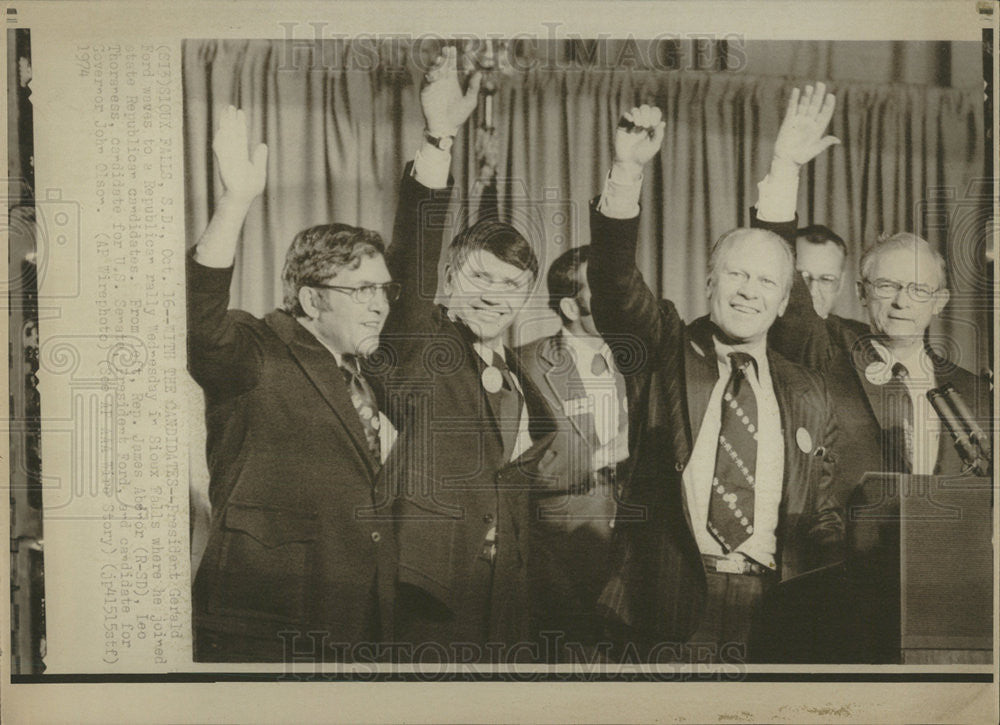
[3,1,998,722]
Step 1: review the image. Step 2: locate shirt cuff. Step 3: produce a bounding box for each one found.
[754,163,800,222]
[411,141,451,189]
[597,164,643,219]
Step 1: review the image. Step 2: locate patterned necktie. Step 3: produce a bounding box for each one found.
[341,354,382,465]
[707,352,758,552]
[889,362,915,471]
[488,350,523,462]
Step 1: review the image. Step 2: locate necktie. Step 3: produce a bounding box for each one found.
[591,351,609,376]
[341,354,382,465]
[488,351,523,462]
[889,363,915,471]
[707,352,758,552]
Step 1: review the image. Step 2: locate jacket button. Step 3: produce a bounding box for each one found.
[483,513,495,524]
[370,531,382,543]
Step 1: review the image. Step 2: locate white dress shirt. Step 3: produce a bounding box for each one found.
[560,330,629,470]
[870,341,939,475]
[683,339,784,570]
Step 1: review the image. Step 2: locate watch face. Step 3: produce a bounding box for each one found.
[438,136,454,152]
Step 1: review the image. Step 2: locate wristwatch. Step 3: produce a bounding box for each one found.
[424,131,454,152]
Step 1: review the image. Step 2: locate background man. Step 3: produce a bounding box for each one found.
[375,48,558,660]
[188,108,397,662]
[795,224,851,319]
[590,95,844,664]
[517,245,630,660]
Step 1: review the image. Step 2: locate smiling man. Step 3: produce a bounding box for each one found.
[188,108,398,662]
[374,48,558,661]
[588,96,844,664]
[765,100,991,491]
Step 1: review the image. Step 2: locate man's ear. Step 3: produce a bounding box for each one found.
[559,296,580,322]
[931,287,950,315]
[442,264,455,296]
[298,286,320,319]
[856,280,868,307]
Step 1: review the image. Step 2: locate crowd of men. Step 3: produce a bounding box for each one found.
[187,49,991,665]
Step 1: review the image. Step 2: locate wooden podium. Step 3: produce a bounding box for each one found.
[755,472,993,664]
[847,473,994,664]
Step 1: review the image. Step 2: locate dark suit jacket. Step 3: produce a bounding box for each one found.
[586,203,844,648]
[187,256,395,662]
[372,168,559,649]
[769,254,993,502]
[516,332,629,648]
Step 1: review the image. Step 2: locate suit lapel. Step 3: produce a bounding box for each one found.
[266,311,378,478]
[768,353,810,517]
[684,317,721,446]
[847,333,902,432]
[538,335,598,446]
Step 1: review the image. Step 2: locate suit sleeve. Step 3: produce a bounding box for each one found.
[383,163,454,340]
[754,207,837,370]
[587,198,685,367]
[186,251,262,397]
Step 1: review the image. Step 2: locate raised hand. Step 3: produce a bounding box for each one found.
[613,104,665,175]
[420,46,482,138]
[772,83,840,167]
[213,105,268,203]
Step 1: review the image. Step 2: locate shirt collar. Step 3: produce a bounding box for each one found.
[297,317,345,367]
[560,328,611,365]
[713,336,768,380]
[870,340,932,381]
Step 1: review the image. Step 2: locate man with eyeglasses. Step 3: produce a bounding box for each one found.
[765,110,991,495]
[795,225,853,320]
[187,107,398,661]
[373,47,559,660]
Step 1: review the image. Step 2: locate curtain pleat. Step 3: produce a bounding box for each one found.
[182,40,987,367]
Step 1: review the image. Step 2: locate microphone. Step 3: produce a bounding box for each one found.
[927,386,989,475]
[939,383,992,462]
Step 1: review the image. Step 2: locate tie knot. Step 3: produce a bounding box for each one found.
[892,362,909,380]
[591,351,610,376]
[341,354,364,381]
[729,352,756,378]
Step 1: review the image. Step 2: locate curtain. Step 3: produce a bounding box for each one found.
[183,38,989,570]
[183,38,988,371]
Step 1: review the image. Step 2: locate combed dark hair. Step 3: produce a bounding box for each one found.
[447,219,539,280]
[282,223,385,317]
[547,245,589,322]
[796,224,848,258]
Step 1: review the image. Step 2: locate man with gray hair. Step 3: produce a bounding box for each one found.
[587,92,844,663]
[767,136,990,494]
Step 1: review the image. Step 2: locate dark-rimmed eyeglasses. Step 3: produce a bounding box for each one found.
[310,282,402,304]
[862,278,938,302]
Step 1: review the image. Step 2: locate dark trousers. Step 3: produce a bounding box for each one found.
[680,569,776,664]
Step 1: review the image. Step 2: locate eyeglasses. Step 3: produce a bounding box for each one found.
[862,278,939,302]
[310,282,402,303]
[801,271,841,291]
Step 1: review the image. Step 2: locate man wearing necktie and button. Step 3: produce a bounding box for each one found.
[374,47,559,659]
[587,96,845,663]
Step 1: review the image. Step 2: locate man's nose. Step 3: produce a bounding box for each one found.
[891,286,910,307]
[369,289,390,314]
